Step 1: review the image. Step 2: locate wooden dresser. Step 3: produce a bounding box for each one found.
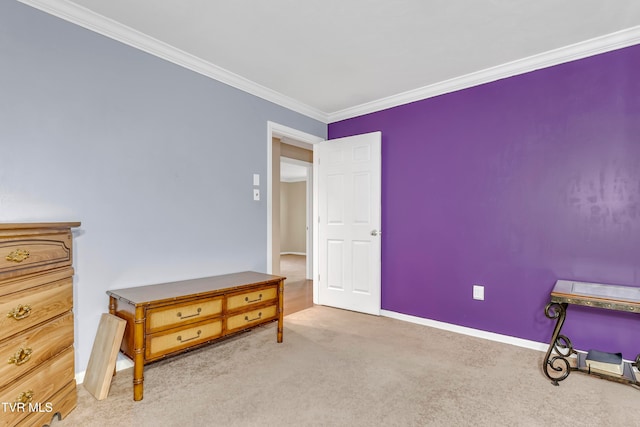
[107,271,285,401]
[0,222,80,427]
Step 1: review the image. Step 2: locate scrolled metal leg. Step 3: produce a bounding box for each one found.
[633,354,640,385]
[543,302,575,385]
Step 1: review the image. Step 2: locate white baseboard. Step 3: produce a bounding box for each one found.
[115,357,135,372]
[381,312,628,363]
[75,356,134,385]
[381,309,549,353]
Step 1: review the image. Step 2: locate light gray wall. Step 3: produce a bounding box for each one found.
[280,181,306,253]
[0,2,326,374]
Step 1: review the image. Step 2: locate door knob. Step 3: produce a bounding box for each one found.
[370,230,381,236]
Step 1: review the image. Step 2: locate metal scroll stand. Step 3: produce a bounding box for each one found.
[542,280,640,387]
[543,302,573,385]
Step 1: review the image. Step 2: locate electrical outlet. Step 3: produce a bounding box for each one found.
[473,285,484,301]
[253,189,260,201]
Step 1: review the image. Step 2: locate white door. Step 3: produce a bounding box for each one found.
[316,131,381,315]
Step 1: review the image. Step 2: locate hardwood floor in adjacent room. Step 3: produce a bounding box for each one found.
[280,254,313,315]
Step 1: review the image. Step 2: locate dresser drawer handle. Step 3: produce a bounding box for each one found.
[244,294,263,303]
[8,347,33,366]
[16,390,34,404]
[5,249,30,263]
[7,304,32,320]
[176,330,201,343]
[176,307,202,320]
[244,312,262,322]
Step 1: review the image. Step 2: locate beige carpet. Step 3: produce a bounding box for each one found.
[53,306,639,427]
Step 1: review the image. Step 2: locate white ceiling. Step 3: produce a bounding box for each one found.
[22,0,640,122]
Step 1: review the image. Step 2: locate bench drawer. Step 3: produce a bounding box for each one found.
[226,286,277,312]
[146,319,223,361]
[147,297,223,333]
[227,305,277,333]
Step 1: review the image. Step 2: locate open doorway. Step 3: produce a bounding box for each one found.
[280,157,312,276]
[267,122,323,312]
[279,158,313,315]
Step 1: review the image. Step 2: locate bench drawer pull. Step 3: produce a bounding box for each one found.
[244,294,263,303]
[244,312,263,322]
[176,307,202,320]
[176,330,202,343]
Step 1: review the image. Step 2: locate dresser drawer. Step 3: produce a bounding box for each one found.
[146,319,223,361]
[226,305,277,333]
[0,232,73,281]
[0,346,75,427]
[0,267,73,299]
[16,380,77,427]
[0,278,73,339]
[147,297,223,334]
[226,285,278,312]
[0,312,74,387]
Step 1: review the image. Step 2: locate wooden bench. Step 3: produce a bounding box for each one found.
[107,271,285,401]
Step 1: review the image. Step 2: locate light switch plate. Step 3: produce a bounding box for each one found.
[253,189,260,201]
[253,174,260,186]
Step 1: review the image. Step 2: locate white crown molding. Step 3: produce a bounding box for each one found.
[18,0,329,123]
[328,25,640,123]
[18,1,640,125]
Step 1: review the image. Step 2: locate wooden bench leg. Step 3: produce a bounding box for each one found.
[133,306,145,401]
[277,278,284,343]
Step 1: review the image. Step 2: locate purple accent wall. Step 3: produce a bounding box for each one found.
[329,44,640,358]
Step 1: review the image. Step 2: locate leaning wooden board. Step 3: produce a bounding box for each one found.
[83,313,127,400]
